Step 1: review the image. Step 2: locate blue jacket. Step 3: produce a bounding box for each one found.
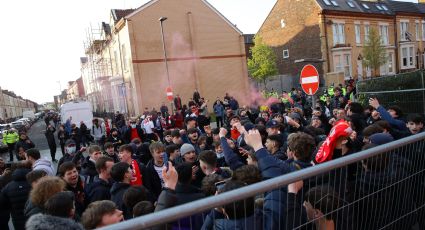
[376,105,408,132]
[220,137,244,171]
[255,148,312,179]
[214,104,225,117]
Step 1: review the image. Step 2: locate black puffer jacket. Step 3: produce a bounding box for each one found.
[1,168,31,230]
[80,156,98,185]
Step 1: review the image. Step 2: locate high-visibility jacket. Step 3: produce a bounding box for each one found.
[342,87,347,96]
[3,131,19,144]
[328,87,334,97]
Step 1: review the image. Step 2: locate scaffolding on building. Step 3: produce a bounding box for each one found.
[83,23,114,114]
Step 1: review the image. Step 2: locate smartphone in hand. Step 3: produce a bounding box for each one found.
[163,152,169,172]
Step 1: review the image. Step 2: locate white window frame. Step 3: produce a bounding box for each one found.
[355,23,361,45]
[333,50,352,79]
[332,22,345,46]
[400,21,409,41]
[283,49,289,59]
[400,44,415,69]
[379,24,389,45]
[364,23,370,43]
[380,50,395,76]
[422,21,425,41]
[416,21,420,41]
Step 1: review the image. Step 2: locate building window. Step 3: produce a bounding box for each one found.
[347,1,355,8]
[416,23,420,41]
[355,24,361,44]
[280,19,286,28]
[333,52,352,79]
[283,49,289,59]
[422,22,425,41]
[114,50,120,74]
[364,25,370,42]
[323,0,331,6]
[332,23,345,45]
[379,25,389,45]
[380,51,395,75]
[400,22,409,41]
[122,44,128,71]
[331,0,339,6]
[401,45,415,69]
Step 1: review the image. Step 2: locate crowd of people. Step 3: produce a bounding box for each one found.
[0,86,424,230]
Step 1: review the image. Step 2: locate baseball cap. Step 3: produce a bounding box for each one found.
[266,120,280,129]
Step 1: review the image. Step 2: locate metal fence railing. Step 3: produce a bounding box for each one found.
[100,132,425,230]
[356,70,425,115]
[357,88,425,115]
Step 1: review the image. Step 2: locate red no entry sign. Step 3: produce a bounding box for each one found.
[300,64,319,96]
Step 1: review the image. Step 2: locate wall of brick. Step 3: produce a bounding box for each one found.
[258,0,323,80]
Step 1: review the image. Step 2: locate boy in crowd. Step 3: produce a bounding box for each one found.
[265,135,286,161]
[104,142,120,163]
[81,200,123,229]
[110,162,132,220]
[80,145,103,185]
[118,144,143,186]
[198,150,231,179]
[406,114,424,135]
[165,144,182,165]
[143,142,166,200]
[58,162,86,216]
[25,148,55,176]
[84,156,114,203]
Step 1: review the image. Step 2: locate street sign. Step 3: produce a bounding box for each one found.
[300,64,320,96]
[166,87,173,101]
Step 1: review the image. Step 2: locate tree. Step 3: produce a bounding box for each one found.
[247,36,278,89]
[362,28,387,77]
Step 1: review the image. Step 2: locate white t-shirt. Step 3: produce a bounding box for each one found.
[154,164,164,187]
[143,120,155,134]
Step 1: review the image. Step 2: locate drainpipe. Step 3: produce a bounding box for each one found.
[394,16,399,73]
[322,13,331,78]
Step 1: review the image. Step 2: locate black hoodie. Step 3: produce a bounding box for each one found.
[1,168,31,230]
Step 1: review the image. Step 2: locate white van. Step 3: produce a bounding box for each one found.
[61,101,94,130]
[23,110,35,119]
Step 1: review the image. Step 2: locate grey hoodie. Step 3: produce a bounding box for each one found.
[26,213,83,230]
[33,158,55,176]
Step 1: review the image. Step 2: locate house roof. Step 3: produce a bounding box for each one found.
[124,0,243,35]
[385,0,421,14]
[112,9,135,22]
[417,3,425,14]
[315,0,394,15]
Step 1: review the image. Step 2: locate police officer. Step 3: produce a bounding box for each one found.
[2,125,19,161]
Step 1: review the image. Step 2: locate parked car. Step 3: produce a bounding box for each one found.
[11,121,27,132]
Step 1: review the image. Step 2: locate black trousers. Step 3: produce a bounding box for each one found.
[7,143,16,161]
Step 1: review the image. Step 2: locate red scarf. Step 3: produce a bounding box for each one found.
[130,128,140,142]
[315,120,352,163]
[130,159,143,186]
[230,128,240,141]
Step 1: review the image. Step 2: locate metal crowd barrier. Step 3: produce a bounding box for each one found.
[101,132,425,230]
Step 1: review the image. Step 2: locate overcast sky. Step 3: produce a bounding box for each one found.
[0,0,276,104]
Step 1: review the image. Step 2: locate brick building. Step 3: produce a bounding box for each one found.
[81,0,250,116]
[258,0,425,85]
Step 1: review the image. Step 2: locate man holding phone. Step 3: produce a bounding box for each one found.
[143,142,167,200]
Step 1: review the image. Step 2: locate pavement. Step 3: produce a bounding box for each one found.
[1,120,61,171]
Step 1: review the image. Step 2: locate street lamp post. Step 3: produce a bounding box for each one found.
[159,16,174,114]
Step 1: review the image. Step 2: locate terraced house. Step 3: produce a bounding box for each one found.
[258,0,425,84]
